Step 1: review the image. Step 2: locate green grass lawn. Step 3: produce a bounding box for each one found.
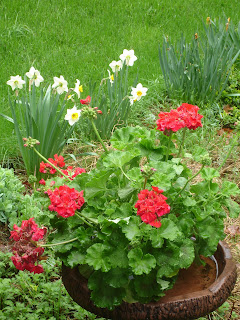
[0,0,239,161]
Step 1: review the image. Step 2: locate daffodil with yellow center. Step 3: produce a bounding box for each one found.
[131,83,148,101]
[64,106,81,126]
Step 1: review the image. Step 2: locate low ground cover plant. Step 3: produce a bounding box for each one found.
[0,251,103,320]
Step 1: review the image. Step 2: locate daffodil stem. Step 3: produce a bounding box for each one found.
[90,120,108,153]
[166,131,173,161]
[218,132,240,171]
[177,127,187,158]
[40,237,78,247]
[173,164,205,203]
[33,147,71,182]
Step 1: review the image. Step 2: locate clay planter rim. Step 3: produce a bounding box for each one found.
[62,241,237,320]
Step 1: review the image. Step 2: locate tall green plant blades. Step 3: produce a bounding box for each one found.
[89,64,138,139]
[159,18,240,105]
[7,85,75,178]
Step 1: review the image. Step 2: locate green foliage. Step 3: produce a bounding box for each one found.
[159,18,240,105]
[0,167,24,224]
[37,124,240,309]
[0,166,52,227]
[2,84,75,179]
[0,252,103,320]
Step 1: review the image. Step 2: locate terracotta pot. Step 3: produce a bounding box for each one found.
[62,241,237,320]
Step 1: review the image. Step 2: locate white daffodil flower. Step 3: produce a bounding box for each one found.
[52,75,68,95]
[107,70,114,85]
[64,105,81,126]
[6,75,25,91]
[119,49,137,67]
[109,60,123,72]
[26,67,44,87]
[73,79,83,99]
[129,96,137,106]
[131,83,148,101]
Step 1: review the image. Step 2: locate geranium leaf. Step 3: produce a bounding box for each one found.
[88,271,125,309]
[201,168,220,180]
[85,170,111,199]
[122,217,141,240]
[103,268,129,288]
[108,246,129,268]
[110,126,150,150]
[67,251,85,268]
[103,150,140,169]
[224,199,240,218]
[128,248,156,275]
[149,228,164,248]
[85,243,111,272]
[183,197,197,207]
[160,219,182,241]
[221,180,240,196]
[173,164,184,175]
[178,239,195,269]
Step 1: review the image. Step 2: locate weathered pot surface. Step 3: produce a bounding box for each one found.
[62,241,237,320]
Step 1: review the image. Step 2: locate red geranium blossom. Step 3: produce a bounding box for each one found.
[10,218,47,273]
[177,103,203,130]
[156,109,186,134]
[80,95,91,105]
[135,186,170,228]
[39,178,46,185]
[61,166,86,180]
[39,154,65,174]
[47,185,85,218]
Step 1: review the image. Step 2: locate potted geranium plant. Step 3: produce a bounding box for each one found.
[9,103,238,320]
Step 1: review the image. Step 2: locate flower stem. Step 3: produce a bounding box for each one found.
[143,177,147,189]
[173,164,205,203]
[177,127,187,158]
[40,237,78,247]
[33,147,72,182]
[90,119,108,153]
[166,131,173,161]
[76,212,98,225]
[120,166,131,181]
[217,132,240,172]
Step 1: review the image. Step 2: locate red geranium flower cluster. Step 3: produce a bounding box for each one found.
[156,104,203,134]
[47,185,85,218]
[39,154,65,174]
[176,103,203,130]
[61,166,86,180]
[10,218,47,274]
[135,186,170,228]
[80,95,91,105]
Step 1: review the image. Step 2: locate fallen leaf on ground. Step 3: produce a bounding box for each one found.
[226,225,240,236]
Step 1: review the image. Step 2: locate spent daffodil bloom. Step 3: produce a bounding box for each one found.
[7,75,25,91]
[73,79,83,99]
[131,83,148,101]
[64,105,81,126]
[119,49,137,67]
[109,60,123,72]
[52,75,68,95]
[107,70,114,85]
[26,67,44,87]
